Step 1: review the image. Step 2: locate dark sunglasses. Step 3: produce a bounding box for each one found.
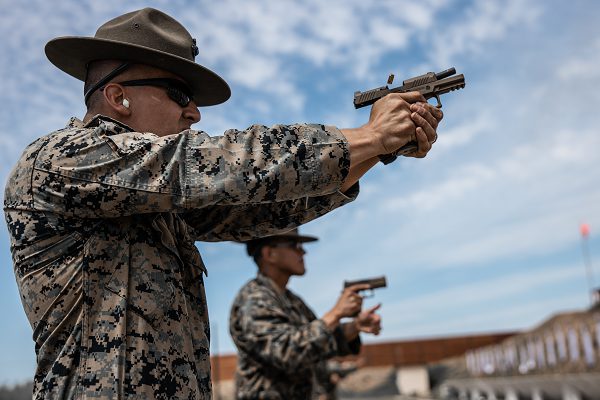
[270,241,305,251]
[113,78,194,107]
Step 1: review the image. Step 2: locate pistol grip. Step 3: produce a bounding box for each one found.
[378,154,397,164]
[378,141,419,164]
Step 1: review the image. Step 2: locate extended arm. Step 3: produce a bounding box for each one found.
[27,121,352,218]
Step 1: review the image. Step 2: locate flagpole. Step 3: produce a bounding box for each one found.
[580,224,594,307]
[212,323,221,400]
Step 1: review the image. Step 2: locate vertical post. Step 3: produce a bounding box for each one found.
[212,323,221,400]
[580,224,595,307]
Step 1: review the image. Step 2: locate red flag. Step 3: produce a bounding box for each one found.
[580,223,590,238]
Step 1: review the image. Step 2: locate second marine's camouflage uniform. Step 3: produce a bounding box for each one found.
[230,274,361,399]
[3,115,358,399]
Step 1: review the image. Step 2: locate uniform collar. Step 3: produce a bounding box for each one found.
[68,114,135,133]
[257,273,288,295]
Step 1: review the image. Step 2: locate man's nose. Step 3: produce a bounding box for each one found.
[184,101,201,123]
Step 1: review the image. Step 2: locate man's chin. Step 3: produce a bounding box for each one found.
[180,122,196,132]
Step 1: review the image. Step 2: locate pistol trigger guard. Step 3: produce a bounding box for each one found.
[363,289,374,299]
[434,95,442,108]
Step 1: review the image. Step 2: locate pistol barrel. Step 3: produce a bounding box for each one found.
[344,276,387,290]
[435,67,456,80]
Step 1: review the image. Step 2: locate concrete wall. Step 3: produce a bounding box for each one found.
[210,331,516,382]
[396,366,430,397]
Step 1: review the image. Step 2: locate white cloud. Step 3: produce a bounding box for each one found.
[383,293,587,340]
[383,126,599,213]
[382,163,495,212]
[183,0,449,88]
[429,0,542,66]
[556,38,600,81]
[387,263,584,316]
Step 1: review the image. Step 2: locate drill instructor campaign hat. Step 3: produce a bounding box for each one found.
[44,7,230,106]
[245,228,319,257]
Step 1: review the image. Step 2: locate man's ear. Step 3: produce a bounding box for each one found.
[260,245,275,263]
[103,83,131,116]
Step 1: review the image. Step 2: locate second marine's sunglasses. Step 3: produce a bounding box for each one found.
[114,78,194,107]
[270,241,305,251]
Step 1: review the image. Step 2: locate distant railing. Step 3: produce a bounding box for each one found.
[464,309,600,377]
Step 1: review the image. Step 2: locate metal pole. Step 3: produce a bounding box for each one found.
[581,234,595,307]
[212,323,221,400]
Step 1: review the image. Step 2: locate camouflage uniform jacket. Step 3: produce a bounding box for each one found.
[229,274,361,399]
[3,115,358,400]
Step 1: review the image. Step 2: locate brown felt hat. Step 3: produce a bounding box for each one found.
[246,228,318,257]
[45,7,230,106]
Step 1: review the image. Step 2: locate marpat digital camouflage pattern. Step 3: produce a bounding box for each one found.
[229,274,360,399]
[3,115,358,399]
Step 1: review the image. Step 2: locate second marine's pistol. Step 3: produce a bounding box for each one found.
[344,276,387,298]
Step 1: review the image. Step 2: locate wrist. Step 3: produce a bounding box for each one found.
[362,124,387,155]
[340,126,385,165]
[321,310,342,331]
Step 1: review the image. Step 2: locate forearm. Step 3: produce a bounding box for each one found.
[338,126,384,192]
[320,315,361,358]
[340,126,383,166]
[341,320,360,342]
[321,313,360,342]
[341,157,378,193]
[321,309,343,331]
[333,322,362,356]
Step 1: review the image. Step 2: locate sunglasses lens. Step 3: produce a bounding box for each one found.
[273,241,303,250]
[117,78,194,108]
[167,86,191,107]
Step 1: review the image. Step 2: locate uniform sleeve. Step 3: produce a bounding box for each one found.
[181,183,358,241]
[333,323,361,356]
[30,122,352,218]
[229,288,339,374]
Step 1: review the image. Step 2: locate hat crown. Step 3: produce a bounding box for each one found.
[45,7,231,106]
[95,8,196,61]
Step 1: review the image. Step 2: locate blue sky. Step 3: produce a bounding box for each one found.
[1,0,600,385]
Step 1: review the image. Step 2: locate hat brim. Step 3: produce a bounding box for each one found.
[273,234,318,243]
[244,233,318,257]
[45,36,231,106]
